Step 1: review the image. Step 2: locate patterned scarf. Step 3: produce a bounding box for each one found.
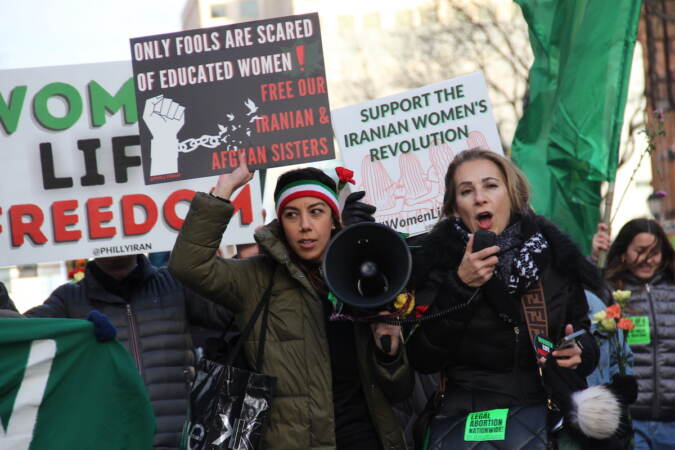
[451,217,549,294]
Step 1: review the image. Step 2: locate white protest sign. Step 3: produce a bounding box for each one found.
[332,72,503,235]
[0,61,262,267]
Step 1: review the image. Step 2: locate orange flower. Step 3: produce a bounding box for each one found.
[617,318,635,331]
[606,304,622,319]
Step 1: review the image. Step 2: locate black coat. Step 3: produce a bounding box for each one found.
[407,214,600,414]
[0,281,18,312]
[25,255,233,450]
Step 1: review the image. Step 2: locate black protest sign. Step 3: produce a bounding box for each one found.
[130,13,333,185]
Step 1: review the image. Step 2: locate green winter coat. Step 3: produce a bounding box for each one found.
[169,192,411,450]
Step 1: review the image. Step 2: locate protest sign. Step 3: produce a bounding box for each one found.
[0,318,154,449]
[332,72,503,236]
[0,61,263,267]
[130,13,334,185]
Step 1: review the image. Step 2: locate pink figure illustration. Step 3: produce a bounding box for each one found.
[467,130,489,151]
[427,144,454,185]
[424,144,455,210]
[398,153,431,201]
[359,155,399,211]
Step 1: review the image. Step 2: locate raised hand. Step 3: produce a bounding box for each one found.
[143,95,186,177]
[213,151,254,200]
[143,95,185,140]
[341,191,377,226]
[457,234,500,287]
[591,222,611,262]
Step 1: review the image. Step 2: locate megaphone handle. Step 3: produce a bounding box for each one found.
[380,335,392,354]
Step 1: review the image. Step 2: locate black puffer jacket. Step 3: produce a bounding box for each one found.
[25,255,232,450]
[408,214,600,413]
[609,272,675,421]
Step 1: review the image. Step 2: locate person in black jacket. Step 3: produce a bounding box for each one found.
[24,254,232,450]
[0,281,20,317]
[407,149,613,447]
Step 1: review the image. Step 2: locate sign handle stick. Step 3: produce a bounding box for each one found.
[597,179,615,269]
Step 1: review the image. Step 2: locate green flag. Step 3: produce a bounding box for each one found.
[0,318,154,449]
[512,0,642,254]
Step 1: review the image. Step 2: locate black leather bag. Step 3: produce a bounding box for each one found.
[426,404,549,450]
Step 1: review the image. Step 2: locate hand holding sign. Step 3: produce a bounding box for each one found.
[213,151,254,200]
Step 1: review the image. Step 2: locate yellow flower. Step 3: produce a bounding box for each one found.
[593,310,607,322]
[394,292,415,315]
[600,318,616,332]
[612,290,631,303]
[73,271,85,282]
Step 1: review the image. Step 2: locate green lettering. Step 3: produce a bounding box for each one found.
[88,78,137,127]
[0,86,27,135]
[33,82,83,131]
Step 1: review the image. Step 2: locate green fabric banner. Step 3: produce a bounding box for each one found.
[0,318,154,449]
[512,0,642,254]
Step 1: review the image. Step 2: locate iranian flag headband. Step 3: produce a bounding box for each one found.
[275,180,340,219]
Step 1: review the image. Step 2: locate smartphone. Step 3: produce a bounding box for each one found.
[555,329,587,350]
[473,230,496,253]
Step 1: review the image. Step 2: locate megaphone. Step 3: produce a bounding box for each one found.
[322,222,412,309]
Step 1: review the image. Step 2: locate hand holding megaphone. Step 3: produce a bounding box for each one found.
[370,312,400,356]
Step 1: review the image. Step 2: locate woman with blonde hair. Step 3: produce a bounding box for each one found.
[408,148,618,448]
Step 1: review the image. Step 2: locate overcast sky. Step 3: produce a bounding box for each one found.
[0,0,187,70]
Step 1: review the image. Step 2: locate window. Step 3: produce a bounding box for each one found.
[210,3,229,18]
[239,0,258,19]
[363,12,381,29]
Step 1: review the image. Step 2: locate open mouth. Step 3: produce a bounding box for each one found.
[298,239,317,249]
[476,212,493,230]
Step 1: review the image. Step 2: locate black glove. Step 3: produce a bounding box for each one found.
[607,374,638,405]
[341,191,376,226]
[86,310,117,342]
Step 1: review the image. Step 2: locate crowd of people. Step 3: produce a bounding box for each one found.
[2,148,674,450]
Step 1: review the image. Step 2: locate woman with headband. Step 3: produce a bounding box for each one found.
[169,153,411,450]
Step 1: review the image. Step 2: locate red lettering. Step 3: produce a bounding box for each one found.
[231,184,253,225]
[9,204,48,247]
[163,189,196,230]
[259,80,294,102]
[121,194,158,236]
[86,197,116,239]
[52,200,81,242]
[212,152,222,169]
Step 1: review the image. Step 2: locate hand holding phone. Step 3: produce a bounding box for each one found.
[555,329,586,351]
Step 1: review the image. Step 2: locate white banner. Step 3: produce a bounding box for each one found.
[0,61,262,266]
[332,72,503,236]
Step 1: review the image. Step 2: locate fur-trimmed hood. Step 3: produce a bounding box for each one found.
[411,213,602,293]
